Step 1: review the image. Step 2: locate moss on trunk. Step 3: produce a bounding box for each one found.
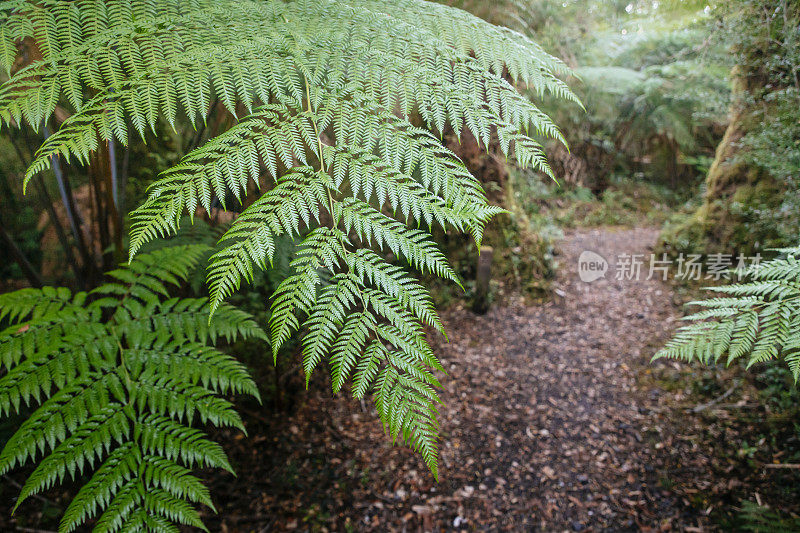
[658,67,784,256]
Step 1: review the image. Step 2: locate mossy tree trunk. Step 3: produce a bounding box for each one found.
[658,67,783,256]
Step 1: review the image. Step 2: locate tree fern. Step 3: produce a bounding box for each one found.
[656,246,800,381]
[0,0,577,480]
[0,245,265,532]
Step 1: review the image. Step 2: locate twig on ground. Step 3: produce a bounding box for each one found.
[692,385,736,413]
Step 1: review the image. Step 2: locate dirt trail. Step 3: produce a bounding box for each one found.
[196,226,712,532]
[418,227,688,531]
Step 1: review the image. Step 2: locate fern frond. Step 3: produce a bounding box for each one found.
[1,0,576,480]
[347,249,444,333]
[0,247,265,532]
[657,249,800,380]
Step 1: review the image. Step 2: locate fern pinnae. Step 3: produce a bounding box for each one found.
[346,249,445,333]
[59,443,138,533]
[334,197,461,284]
[300,274,358,382]
[16,407,130,509]
[207,167,331,314]
[0,247,265,531]
[330,311,376,393]
[137,414,233,472]
[2,0,579,490]
[352,340,385,399]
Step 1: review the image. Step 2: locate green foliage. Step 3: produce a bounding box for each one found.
[732,86,800,247]
[661,0,800,256]
[581,38,727,153]
[713,0,799,90]
[655,246,800,381]
[0,0,576,478]
[0,245,265,532]
[513,0,730,195]
[511,170,684,229]
[754,365,800,413]
[738,501,800,533]
[716,0,800,249]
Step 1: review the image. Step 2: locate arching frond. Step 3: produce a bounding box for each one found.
[0,246,264,532]
[0,0,576,489]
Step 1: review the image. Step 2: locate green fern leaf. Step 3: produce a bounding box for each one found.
[0,247,265,531]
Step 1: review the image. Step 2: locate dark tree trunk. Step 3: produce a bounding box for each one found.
[0,218,43,288]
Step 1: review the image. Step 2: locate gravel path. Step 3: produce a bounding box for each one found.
[408,227,688,531]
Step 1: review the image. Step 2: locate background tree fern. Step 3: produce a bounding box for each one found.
[0,245,265,532]
[656,247,800,381]
[0,0,577,481]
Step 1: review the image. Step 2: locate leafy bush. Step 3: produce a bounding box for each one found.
[735,87,800,246]
[510,169,683,229]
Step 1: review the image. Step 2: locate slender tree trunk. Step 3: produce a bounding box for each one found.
[0,218,43,288]
[87,151,113,271]
[666,136,678,189]
[105,140,123,262]
[8,131,85,286]
[53,158,97,278]
[186,97,221,151]
[39,126,96,277]
[120,142,130,216]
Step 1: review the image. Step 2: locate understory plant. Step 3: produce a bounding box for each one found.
[657,246,800,381]
[0,245,265,531]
